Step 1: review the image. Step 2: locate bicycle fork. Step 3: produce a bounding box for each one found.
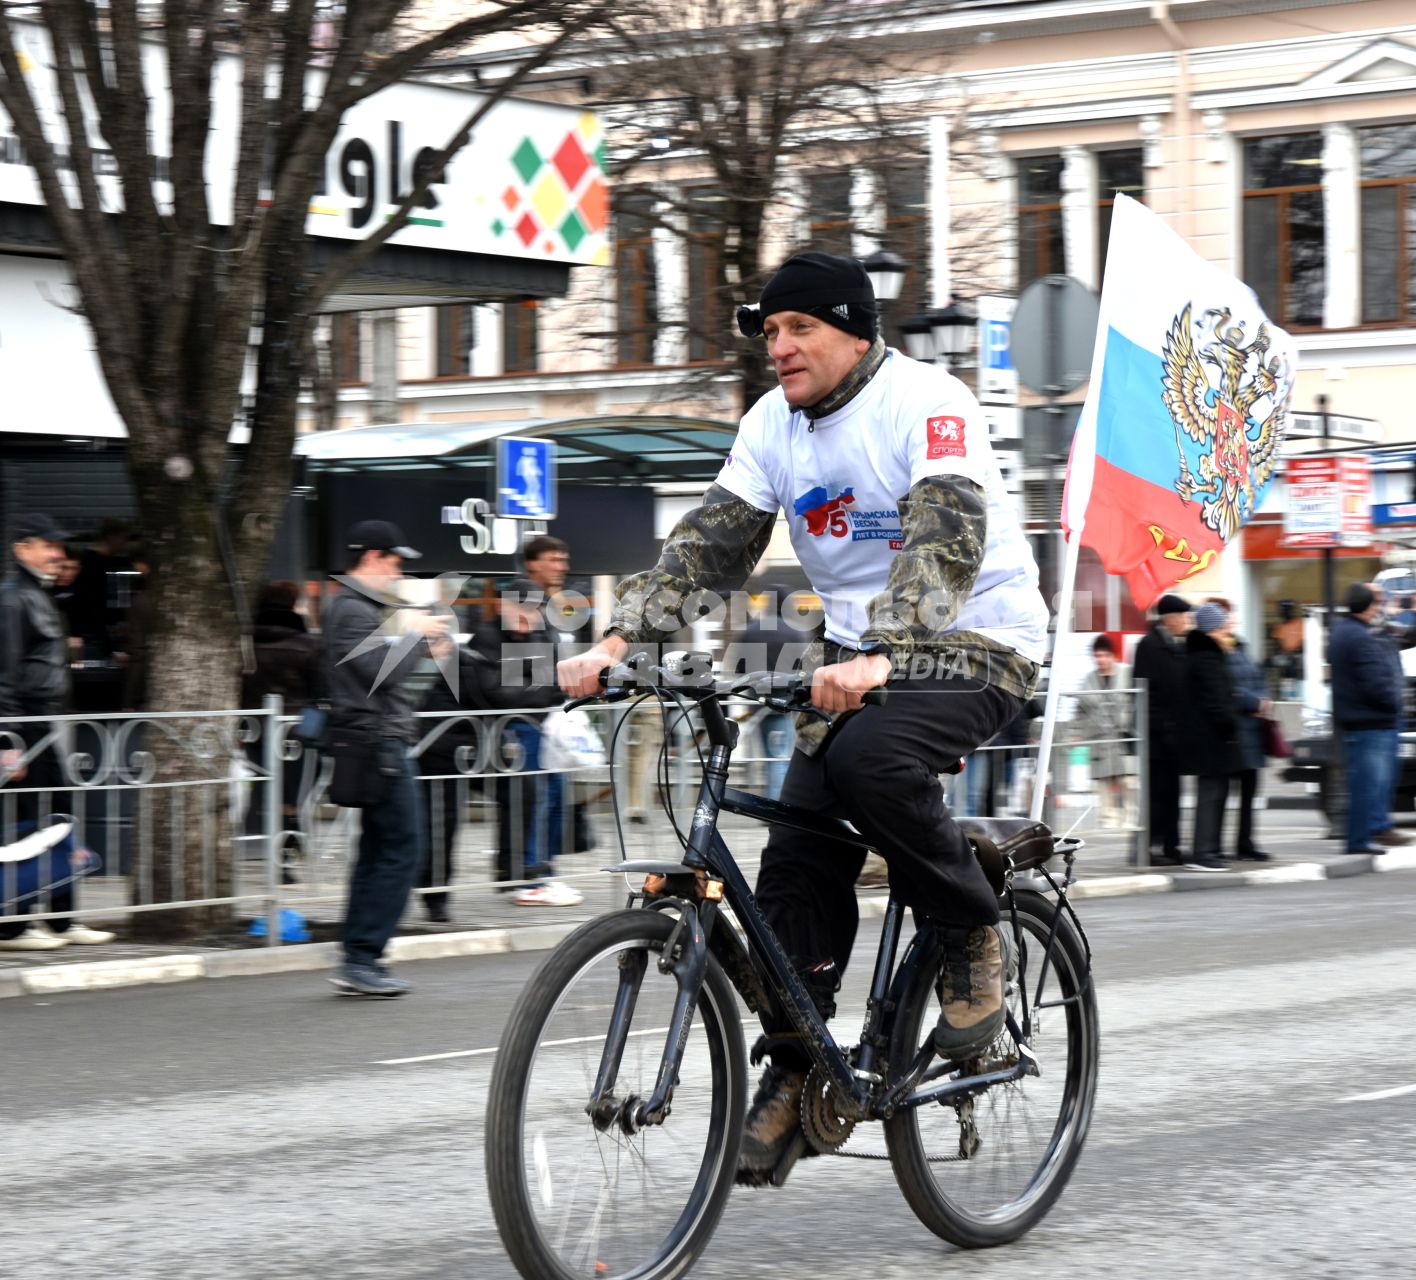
[586,904,707,1135]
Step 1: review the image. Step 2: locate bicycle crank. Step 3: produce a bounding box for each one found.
[800,1067,857,1154]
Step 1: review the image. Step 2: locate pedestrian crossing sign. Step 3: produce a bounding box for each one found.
[497,437,556,519]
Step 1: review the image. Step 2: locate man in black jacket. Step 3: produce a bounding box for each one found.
[325,520,450,996]
[1131,593,1192,866]
[1,514,115,949]
[1330,582,1402,855]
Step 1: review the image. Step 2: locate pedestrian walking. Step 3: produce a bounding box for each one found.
[1331,582,1405,854]
[0,513,115,950]
[1181,601,1242,871]
[1073,635,1132,828]
[1208,597,1273,861]
[324,520,451,996]
[1132,593,1192,865]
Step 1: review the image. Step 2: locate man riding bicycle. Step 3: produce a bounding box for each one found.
[558,251,1049,1181]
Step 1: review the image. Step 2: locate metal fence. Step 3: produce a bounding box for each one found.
[0,697,801,943]
[5,684,1302,941]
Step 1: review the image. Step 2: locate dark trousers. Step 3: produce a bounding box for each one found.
[1344,728,1394,851]
[755,675,1021,1049]
[419,774,460,915]
[1235,768,1260,857]
[1194,773,1232,858]
[1,731,76,938]
[341,742,422,967]
[1149,751,1183,858]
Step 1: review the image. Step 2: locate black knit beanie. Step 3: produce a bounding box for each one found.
[757,252,879,341]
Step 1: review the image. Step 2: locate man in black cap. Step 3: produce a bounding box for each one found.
[560,249,1050,1181]
[324,519,451,996]
[1,514,115,949]
[1132,593,1194,866]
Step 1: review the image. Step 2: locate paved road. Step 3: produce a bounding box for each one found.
[4,875,1415,1279]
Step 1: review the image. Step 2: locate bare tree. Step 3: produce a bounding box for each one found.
[556,0,998,404]
[0,1,611,938]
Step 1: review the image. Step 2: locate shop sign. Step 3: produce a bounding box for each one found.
[1372,502,1416,526]
[1280,455,1371,549]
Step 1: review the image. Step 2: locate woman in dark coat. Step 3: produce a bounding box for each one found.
[1182,602,1244,870]
[1209,597,1274,862]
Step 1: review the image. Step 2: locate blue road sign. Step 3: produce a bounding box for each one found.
[497,437,556,519]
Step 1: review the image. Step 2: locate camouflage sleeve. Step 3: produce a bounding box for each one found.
[608,484,775,645]
[860,474,986,660]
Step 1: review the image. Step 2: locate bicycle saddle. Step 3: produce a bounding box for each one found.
[956,818,1054,895]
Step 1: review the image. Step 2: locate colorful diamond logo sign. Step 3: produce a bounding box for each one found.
[492,115,608,262]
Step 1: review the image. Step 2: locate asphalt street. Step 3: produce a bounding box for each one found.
[3,874,1415,1280]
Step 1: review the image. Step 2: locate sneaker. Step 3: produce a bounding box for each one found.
[736,1063,807,1179]
[1372,829,1413,847]
[1182,854,1231,871]
[0,924,69,951]
[1234,849,1272,862]
[56,923,116,945]
[934,924,1009,1062]
[329,962,411,997]
[513,881,584,907]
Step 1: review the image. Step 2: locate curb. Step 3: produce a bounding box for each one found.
[2,855,1410,999]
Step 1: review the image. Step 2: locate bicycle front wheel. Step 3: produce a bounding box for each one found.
[486,908,747,1280]
[884,889,1099,1248]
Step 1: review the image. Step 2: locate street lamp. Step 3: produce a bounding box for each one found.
[930,299,975,369]
[900,300,976,369]
[862,248,907,303]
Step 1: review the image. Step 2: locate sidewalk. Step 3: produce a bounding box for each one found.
[4,800,1415,1000]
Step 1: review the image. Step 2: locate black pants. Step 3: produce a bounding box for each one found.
[1149,751,1183,858]
[341,741,422,968]
[419,775,460,915]
[1234,768,1260,857]
[755,674,1021,1053]
[1194,773,1233,858]
[1,730,76,939]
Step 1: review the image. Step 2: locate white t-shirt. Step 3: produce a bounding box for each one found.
[714,349,1049,662]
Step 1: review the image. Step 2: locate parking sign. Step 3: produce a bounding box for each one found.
[976,295,1018,404]
[497,437,556,519]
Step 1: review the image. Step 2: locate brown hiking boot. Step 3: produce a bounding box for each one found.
[933,924,1010,1062]
[736,1062,807,1180]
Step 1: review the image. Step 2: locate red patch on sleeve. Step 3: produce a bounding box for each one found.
[926,416,967,459]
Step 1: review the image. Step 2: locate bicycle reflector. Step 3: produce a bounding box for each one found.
[736,303,763,338]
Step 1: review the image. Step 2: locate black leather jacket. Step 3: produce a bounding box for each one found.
[0,563,70,723]
[323,582,429,743]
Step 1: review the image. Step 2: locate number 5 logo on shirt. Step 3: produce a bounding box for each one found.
[926,415,967,460]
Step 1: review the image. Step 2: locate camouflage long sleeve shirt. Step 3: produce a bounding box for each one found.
[607,474,1038,755]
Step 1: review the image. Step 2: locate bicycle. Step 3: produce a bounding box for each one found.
[486,654,1099,1280]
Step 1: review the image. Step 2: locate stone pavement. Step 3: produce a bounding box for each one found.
[4,787,1414,999]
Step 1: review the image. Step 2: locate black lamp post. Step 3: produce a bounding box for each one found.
[900,300,976,369]
[862,248,907,306]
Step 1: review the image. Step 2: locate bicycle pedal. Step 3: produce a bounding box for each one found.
[768,1130,811,1187]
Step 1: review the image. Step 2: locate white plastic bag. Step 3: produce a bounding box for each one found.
[542,707,608,771]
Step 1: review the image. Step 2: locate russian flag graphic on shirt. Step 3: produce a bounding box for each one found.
[793,485,855,537]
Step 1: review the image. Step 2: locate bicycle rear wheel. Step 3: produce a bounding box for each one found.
[884,889,1099,1248]
[486,908,747,1280]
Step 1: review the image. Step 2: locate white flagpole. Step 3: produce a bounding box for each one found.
[1029,528,1083,822]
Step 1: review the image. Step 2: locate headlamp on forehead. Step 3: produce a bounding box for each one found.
[736,303,764,339]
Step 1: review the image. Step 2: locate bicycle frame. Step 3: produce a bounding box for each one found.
[588,687,1038,1133]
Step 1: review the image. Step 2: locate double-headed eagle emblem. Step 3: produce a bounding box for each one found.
[1160,303,1293,542]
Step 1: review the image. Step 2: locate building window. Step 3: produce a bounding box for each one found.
[685,188,726,363]
[435,305,475,377]
[615,191,659,366]
[502,300,539,374]
[807,170,855,256]
[1097,148,1144,282]
[1359,123,1416,325]
[1242,134,1325,329]
[880,162,929,350]
[1017,155,1065,289]
[331,312,363,385]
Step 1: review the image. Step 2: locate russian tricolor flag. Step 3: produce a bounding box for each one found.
[1061,194,1298,608]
